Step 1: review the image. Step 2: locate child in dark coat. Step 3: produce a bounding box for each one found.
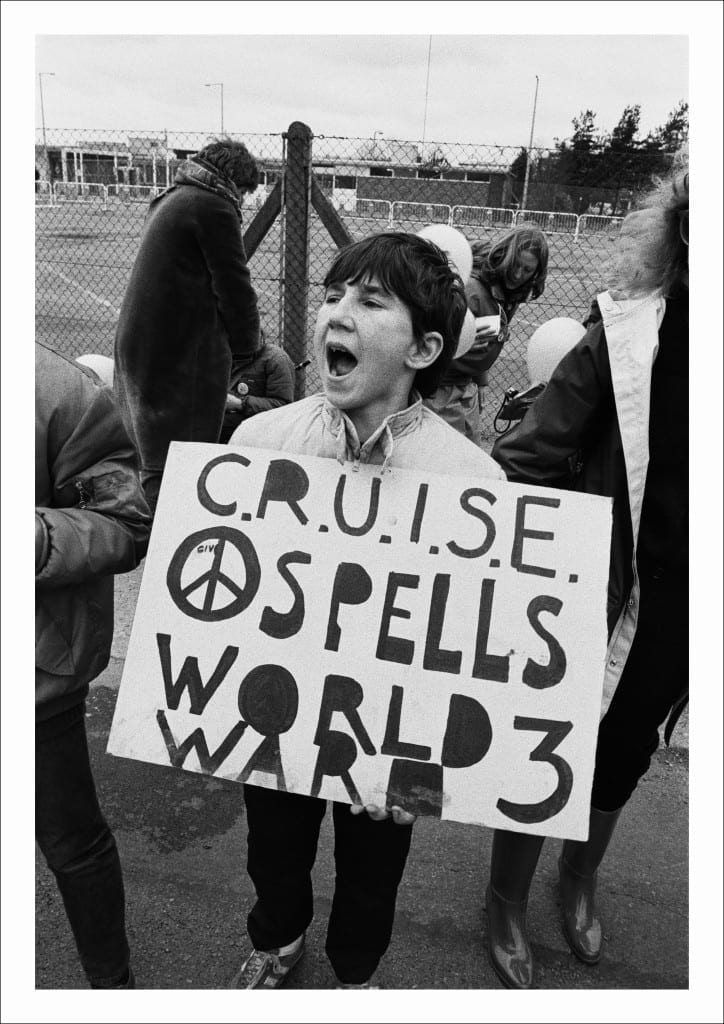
[219,337,295,443]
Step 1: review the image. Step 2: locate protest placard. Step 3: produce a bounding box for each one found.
[108,441,612,839]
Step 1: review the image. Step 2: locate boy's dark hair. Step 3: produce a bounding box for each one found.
[195,137,259,194]
[322,231,467,397]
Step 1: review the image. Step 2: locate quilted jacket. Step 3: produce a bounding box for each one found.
[35,344,151,721]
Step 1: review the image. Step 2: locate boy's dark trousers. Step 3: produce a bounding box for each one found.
[35,702,131,988]
[243,785,413,984]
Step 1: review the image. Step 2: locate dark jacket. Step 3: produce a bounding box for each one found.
[113,159,260,475]
[36,343,152,722]
[492,290,672,724]
[442,272,528,388]
[220,342,296,442]
[493,319,632,639]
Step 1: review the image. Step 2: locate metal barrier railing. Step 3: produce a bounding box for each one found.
[578,213,625,235]
[106,183,161,203]
[355,198,392,222]
[392,201,452,226]
[517,209,580,233]
[51,181,109,205]
[35,179,624,241]
[35,180,54,206]
[452,205,516,229]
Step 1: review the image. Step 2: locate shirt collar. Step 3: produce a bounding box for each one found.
[321,392,424,470]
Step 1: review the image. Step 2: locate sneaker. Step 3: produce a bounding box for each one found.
[230,936,305,989]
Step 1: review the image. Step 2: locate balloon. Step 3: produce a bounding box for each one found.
[76,353,114,386]
[418,224,473,283]
[455,308,477,358]
[526,318,586,384]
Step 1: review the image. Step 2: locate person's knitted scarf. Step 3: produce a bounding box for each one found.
[168,158,243,219]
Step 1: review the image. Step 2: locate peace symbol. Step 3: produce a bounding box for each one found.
[166,527,261,622]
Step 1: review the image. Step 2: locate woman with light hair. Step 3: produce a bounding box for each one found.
[485,160,689,989]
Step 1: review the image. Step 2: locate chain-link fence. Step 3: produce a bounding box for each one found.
[35,128,286,363]
[37,126,670,439]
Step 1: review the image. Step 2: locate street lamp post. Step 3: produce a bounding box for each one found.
[420,36,432,161]
[205,82,224,134]
[38,71,55,183]
[521,75,539,215]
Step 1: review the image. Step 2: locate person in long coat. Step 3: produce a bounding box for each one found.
[114,137,261,511]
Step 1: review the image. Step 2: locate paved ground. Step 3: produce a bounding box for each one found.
[26,565,719,1022]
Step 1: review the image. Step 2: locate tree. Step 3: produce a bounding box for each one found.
[637,100,689,197]
[510,147,528,182]
[553,110,606,214]
[570,109,599,151]
[609,104,641,150]
[657,100,689,152]
[508,147,529,206]
[602,105,644,214]
[549,101,688,216]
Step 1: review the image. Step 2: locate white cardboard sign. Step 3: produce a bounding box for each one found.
[108,442,612,839]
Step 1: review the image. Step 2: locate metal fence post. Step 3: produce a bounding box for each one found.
[283,121,312,400]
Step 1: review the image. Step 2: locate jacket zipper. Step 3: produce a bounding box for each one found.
[75,479,91,508]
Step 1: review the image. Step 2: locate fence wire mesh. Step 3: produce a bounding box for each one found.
[36,127,675,439]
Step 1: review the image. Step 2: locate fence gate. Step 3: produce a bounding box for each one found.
[243,121,352,400]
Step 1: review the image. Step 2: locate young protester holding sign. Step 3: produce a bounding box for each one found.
[487,162,689,988]
[228,231,505,989]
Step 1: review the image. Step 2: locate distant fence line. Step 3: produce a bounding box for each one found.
[35,180,623,239]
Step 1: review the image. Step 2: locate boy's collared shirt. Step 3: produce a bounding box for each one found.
[229,391,505,480]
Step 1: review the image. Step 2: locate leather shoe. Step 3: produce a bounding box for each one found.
[558,855,601,963]
[485,883,534,989]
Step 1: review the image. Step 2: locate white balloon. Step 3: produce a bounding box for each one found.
[418,224,473,283]
[526,317,586,384]
[76,353,114,386]
[455,308,477,358]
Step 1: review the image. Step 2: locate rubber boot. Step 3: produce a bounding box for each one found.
[486,829,546,989]
[558,806,622,964]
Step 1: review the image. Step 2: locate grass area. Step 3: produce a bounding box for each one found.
[35,199,620,408]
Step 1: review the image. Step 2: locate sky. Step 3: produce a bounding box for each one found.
[30,29,690,151]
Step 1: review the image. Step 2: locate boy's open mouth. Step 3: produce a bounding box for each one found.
[326,343,358,377]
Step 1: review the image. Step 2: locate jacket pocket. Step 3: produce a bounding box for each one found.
[35,598,76,675]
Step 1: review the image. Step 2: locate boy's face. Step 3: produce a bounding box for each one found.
[314,276,430,426]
